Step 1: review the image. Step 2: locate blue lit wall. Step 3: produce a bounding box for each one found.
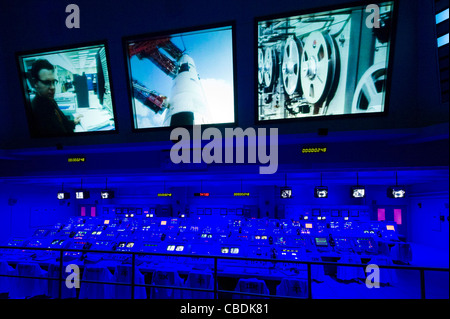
[0,0,447,150]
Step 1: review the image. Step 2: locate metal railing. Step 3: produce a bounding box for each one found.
[0,245,448,299]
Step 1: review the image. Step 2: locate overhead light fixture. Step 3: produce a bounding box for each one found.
[57,182,70,200]
[314,173,328,198]
[387,172,406,198]
[351,172,366,198]
[101,178,115,199]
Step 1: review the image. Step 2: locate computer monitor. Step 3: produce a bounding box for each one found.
[315,237,328,247]
[75,190,90,199]
[351,186,366,198]
[387,186,406,198]
[280,187,292,198]
[314,186,328,198]
[256,1,395,122]
[124,23,236,129]
[101,190,115,199]
[57,192,70,200]
[16,42,118,137]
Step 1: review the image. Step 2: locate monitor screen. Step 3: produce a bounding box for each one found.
[386,225,395,231]
[57,192,70,200]
[221,247,229,254]
[167,245,175,251]
[75,190,90,199]
[351,186,366,198]
[256,1,395,122]
[175,245,184,252]
[305,223,313,229]
[387,186,406,198]
[124,24,236,129]
[101,190,115,199]
[204,208,212,215]
[17,42,117,137]
[315,237,328,246]
[314,186,328,198]
[280,187,292,199]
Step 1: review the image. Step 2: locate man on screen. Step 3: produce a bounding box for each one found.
[30,59,82,136]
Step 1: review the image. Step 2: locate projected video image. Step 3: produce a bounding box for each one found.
[257,2,394,121]
[17,43,117,137]
[125,25,235,129]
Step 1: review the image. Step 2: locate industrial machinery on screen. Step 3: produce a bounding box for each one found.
[257,2,393,121]
[0,206,412,298]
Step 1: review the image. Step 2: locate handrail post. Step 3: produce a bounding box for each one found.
[214,257,218,300]
[58,249,63,299]
[420,269,425,299]
[307,263,312,300]
[131,253,136,300]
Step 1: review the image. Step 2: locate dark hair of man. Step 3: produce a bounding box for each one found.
[31,59,55,85]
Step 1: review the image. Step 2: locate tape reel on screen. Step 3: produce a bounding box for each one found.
[263,47,278,89]
[258,48,265,86]
[300,31,339,105]
[352,63,386,113]
[281,36,303,96]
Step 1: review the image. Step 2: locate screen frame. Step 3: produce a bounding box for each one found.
[15,40,119,138]
[122,21,239,132]
[254,0,398,125]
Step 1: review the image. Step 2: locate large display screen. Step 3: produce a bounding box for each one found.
[17,43,117,137]
[256,1,395,122]
[124,24,236,129]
